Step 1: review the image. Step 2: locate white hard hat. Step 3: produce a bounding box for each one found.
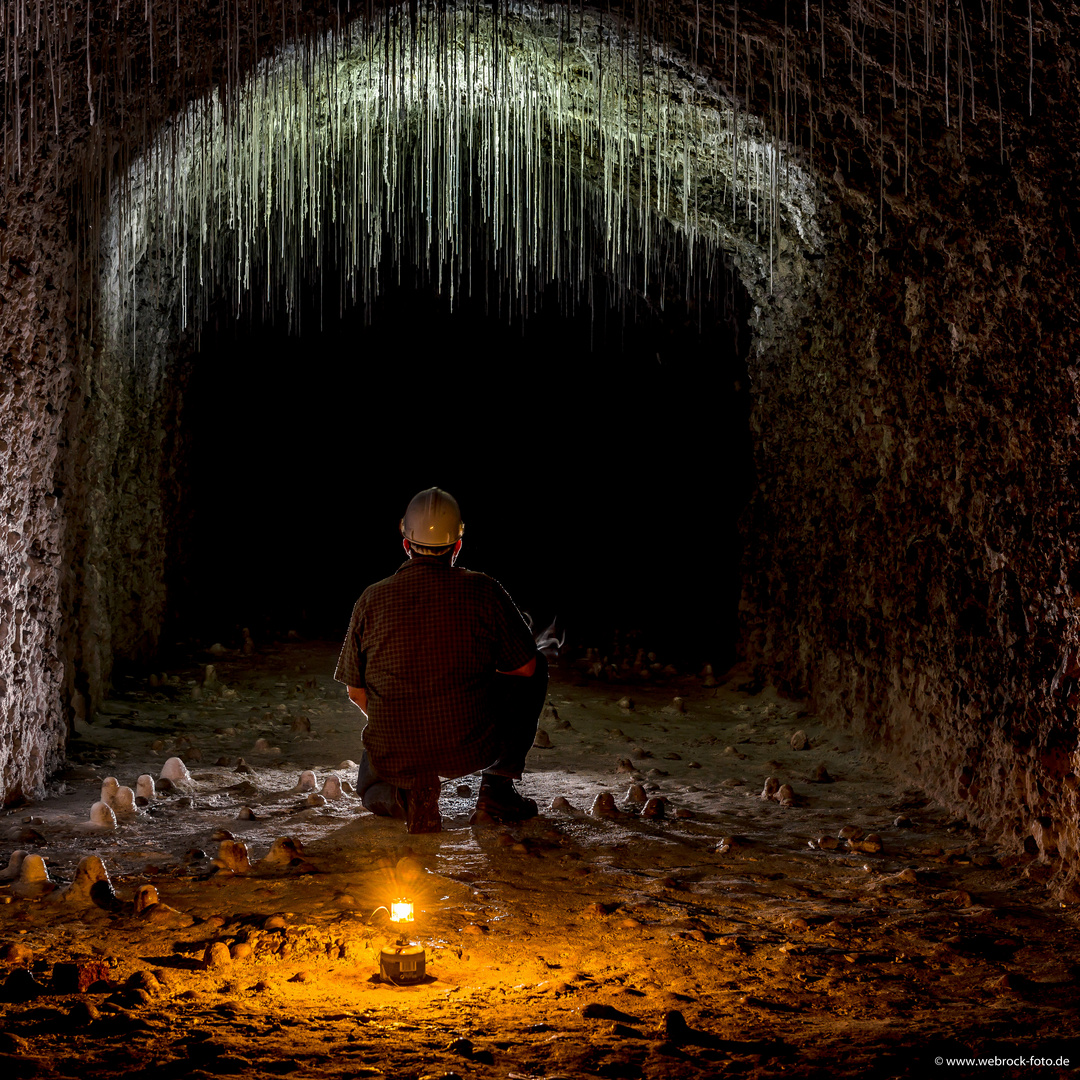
[400,488,464,548]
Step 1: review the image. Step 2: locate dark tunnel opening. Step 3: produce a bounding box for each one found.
[169,258,755,673]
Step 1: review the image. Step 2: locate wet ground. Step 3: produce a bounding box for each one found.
[1,641,1078,1079]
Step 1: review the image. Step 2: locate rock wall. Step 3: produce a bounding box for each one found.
[0,181,75,801]
[739,64,1080,894]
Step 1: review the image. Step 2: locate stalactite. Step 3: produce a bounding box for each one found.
[0,0,1047,354]
[93,1,820,357]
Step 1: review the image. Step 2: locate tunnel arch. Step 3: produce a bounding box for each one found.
[97,2,822,359]
[69,1,821,726]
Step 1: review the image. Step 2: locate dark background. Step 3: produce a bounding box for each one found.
[173,258,754,671]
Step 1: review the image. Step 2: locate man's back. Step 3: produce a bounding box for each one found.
[335,556,536,785]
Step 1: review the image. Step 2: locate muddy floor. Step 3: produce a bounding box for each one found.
[1,641,1078,1080]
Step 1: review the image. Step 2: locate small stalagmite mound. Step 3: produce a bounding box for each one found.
[59,856,117,908]
[100,777,120,806]
[12,854,54,899]
[321,775,343,801]
[135,774,157,802]
[112,786,139,817]
[212,839,252,874]
[589,792,617,818]
[337,759,357,771]
[258,833,313,876]
[305,792,326,807]
[294,769,318,793]
[624,784,647,805]
[0,850,27,881]
[133,884,159,914]
[89,801,118,830]
[160,757,192,785]
[760,777,780,800]
[550,795,574,811]
[533,729,552,748]
[641,796,667,820]
[258,837,306,872]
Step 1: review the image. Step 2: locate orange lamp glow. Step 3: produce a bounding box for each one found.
[391,898,414,923]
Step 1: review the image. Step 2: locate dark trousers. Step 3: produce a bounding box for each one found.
[357,654,548,812]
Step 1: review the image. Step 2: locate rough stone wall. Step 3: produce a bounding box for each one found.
[739,58,1080,894]
[0,181,77,801]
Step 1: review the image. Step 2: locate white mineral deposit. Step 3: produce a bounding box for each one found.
[12,854,53,899]
[159,757,192,784]
[135,774,157,801]
[89,801,118,829]
[112,786,139,816]
[294,769,318,792]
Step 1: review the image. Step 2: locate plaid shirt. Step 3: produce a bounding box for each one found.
[334,556,537,786]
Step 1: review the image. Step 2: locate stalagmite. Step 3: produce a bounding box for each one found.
[100,777,120,806]
[212,839,252,874]
[112,786,139,817]
[258,836,305,870]
[293,770,318,793]
[625,784,648,805]
[590,792,618,818]
[12,854,53,899]
[89,801,118,829]
[133,884,159,913]
[59,856,115,907]
[160,757,192,785]
[135,775,157,802]
[0,851,27,881]
[321,775,343,801]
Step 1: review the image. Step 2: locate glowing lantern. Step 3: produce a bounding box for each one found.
[391,898,414,923]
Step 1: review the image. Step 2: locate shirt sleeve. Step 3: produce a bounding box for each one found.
[333,598,367,686]
[489,578,539,673]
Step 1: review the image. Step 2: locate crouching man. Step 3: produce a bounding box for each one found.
[334,487,546,833]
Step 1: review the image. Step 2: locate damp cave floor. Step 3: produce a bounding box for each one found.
[1,640,1079,1080]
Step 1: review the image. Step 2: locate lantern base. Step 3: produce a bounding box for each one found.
[379,944,427,984]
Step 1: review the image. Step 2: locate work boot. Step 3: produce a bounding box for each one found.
[362,782,406,819]
[471,774,538,825]
[405,776,442,834]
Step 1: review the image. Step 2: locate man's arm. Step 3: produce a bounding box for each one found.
[347,685,368,714]
[497,656,537,678]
